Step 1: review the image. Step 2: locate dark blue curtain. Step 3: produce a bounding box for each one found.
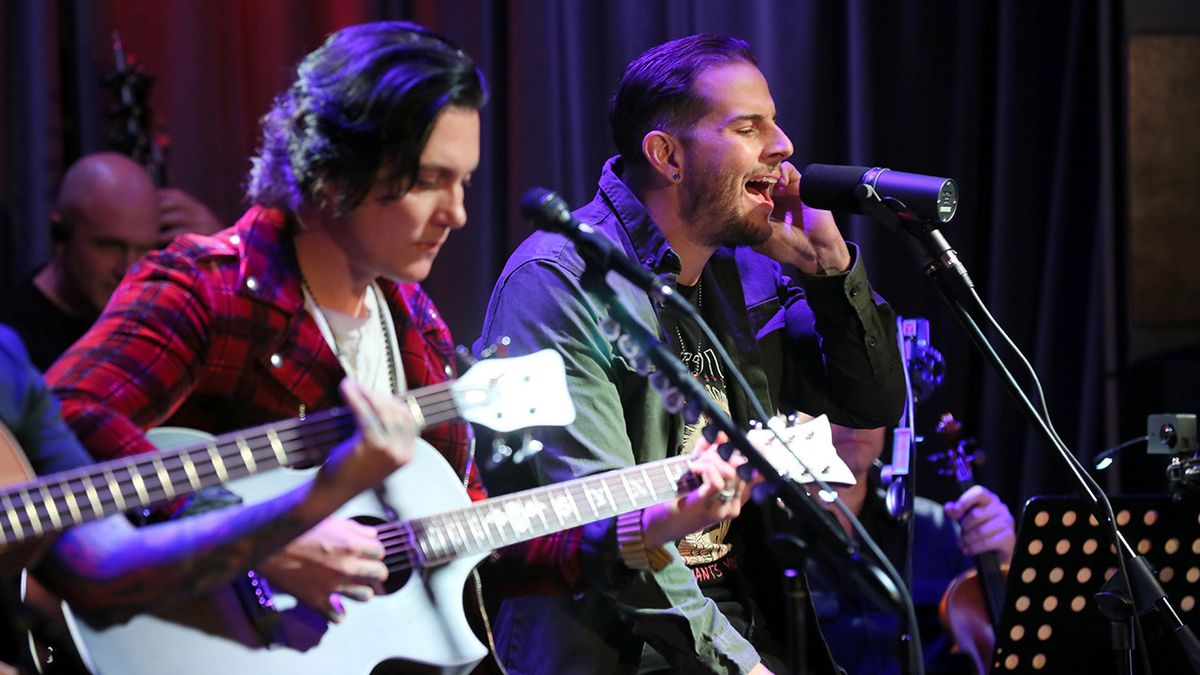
[0,0,1126,511]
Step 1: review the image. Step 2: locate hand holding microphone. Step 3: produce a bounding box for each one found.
[752,162,853,275]
[799,163,973,290]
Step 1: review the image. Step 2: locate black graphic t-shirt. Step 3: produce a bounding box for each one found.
[667,281,735,571]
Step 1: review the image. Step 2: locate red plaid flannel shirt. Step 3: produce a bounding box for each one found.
[47,206,590,592]
[48,206,483,500]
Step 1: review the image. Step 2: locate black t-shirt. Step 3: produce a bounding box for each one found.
[0,274,94,373]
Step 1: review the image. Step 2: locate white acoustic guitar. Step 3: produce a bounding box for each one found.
[0,350,574,551]
[65,415,851,675]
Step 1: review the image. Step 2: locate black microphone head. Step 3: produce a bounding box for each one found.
[801,163,958,223]
[520,187,571,230]
[799,164,871,213]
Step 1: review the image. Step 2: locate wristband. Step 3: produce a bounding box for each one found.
[616,509,672,572]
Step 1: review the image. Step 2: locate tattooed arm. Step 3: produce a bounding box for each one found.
[31,379,415,626]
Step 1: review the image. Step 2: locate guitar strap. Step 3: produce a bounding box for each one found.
[0,572,34,671]
[4,571,91,674]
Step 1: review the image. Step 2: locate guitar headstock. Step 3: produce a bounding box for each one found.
[452,349,576,433]
[747,414,856,487]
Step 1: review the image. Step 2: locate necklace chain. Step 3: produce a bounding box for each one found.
[674,280,704,376]
[298,270,399,396]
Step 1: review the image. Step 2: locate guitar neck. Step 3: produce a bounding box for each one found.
[0,384,461,546]
[403,455,693,566]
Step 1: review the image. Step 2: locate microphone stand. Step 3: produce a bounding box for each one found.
[855,185,1200,674]
[886,333,920,675]
[574,258,921,674]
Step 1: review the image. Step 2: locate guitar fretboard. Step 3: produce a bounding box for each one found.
[0,384,461,545]
[404,455,693,566]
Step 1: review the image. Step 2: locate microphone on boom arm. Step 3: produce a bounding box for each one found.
[800,163,958,224]
[520,187,690,313]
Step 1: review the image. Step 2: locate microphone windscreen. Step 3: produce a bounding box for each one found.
[799,164,870,213]
[520,187,558,220]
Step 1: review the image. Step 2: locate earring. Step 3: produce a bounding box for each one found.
[671,171,681,182]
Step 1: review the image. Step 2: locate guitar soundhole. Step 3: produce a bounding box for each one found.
[353,515,413,594]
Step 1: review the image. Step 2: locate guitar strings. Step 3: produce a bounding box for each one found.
[5,380,686,579]
[0,420,354,540]
[367,458,693,575]
[1,386,465,540]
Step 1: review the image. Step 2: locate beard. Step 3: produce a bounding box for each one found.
[679,165,772,248]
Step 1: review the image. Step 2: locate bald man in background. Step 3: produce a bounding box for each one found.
[2,152,221,370]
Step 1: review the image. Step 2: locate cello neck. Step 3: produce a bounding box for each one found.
[954,471,1007,626]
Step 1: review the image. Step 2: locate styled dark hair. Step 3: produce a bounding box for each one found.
[248,22,487,215]
[609,34,757,170]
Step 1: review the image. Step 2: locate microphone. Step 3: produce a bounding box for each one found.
[520,188,687,312]
[800,164,958,223]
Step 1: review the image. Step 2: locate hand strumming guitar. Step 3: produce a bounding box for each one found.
[752,162,852,276]
[257,379,417,622]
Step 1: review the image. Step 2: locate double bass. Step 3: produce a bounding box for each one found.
[929,413,1010,675]
[105,30,169,186]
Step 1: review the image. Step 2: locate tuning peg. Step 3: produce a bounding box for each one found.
[478,337,511,360]
[490,437,514,466]
[512,434,544,464]
[815,488,839,503]
[682,399,703,425]
[702,424,719,443]
[455,345,478,369]
[717,442,735,462]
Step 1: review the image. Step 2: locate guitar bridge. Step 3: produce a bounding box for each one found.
[233,569,287,647]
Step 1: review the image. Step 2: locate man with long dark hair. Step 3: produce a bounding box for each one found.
[48,21,488,621]
[1,324,416,671]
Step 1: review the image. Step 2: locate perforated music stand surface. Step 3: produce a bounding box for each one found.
[992,495,1200,673]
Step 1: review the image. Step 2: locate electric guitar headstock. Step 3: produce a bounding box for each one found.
[745,414,856,487]
[450,349,576,433]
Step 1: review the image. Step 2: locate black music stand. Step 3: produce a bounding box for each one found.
[992,496,1200,673]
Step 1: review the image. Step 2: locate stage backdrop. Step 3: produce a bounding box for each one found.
[1,0,1152,512]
